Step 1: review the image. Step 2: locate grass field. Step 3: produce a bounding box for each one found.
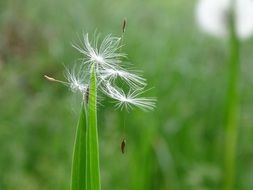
[1,0,253,189]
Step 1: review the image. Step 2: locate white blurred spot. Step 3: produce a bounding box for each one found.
[196,0,253,40]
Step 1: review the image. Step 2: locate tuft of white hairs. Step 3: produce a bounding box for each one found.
[103,83,156,111]
[45,32,156,111]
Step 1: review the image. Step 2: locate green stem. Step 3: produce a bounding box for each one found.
[70,65,101,190]
[87,65,101,190]
[224,3,240,190]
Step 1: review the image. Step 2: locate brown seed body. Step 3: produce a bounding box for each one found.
[85,86,89,104]
[122,19,127,33]
[121,139,126,154]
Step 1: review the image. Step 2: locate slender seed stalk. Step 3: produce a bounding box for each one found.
[224,2,240,190]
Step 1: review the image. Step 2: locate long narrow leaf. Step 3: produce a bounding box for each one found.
[87,65,101,190]
[70,65,101,190]
[71,104,88,190]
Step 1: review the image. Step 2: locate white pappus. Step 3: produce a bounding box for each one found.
[46,32,156,111]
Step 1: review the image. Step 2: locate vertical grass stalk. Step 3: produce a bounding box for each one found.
[71,65,101,190]
[71,104,88,189]
[224,3,240,190]
[87,65,101,190]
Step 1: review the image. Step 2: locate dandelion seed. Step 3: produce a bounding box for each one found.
[104,83,156,111]
[45,65,89,97]
[64,66,89,94]
[44,75,68,85]
[114,93,156,111]
[99,68,146,88]
[85,86,90,103]
[122,19,127,33]
[72,34,125,71]
[121,138,126,154]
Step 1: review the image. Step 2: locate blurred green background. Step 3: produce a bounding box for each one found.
[1,0,253,189]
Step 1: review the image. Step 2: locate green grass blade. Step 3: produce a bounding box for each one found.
[224,6,240,190]
[71,103,88,190]
[70,65,101,190]
[87,65,101,190]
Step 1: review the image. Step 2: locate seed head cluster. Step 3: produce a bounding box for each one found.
[46,33,155,111]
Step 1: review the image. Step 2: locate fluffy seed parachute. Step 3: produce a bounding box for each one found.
[46,32,156,111]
